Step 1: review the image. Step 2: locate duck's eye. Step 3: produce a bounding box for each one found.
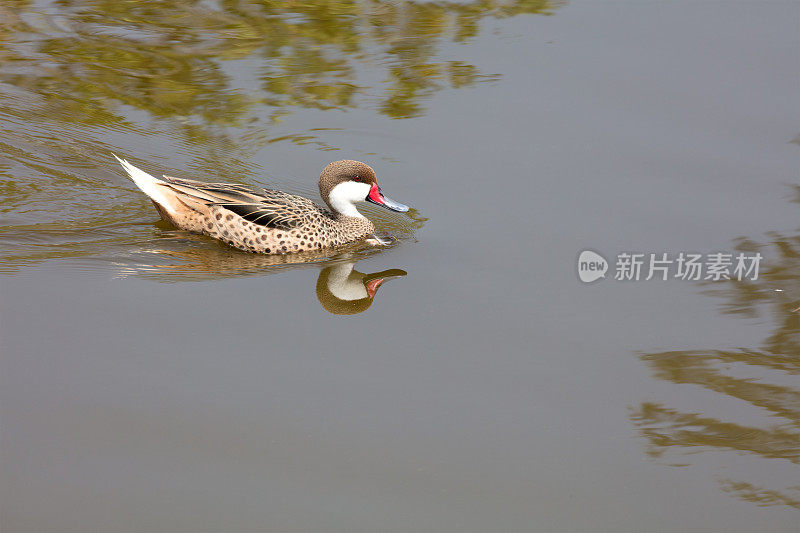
[353,176,362,182]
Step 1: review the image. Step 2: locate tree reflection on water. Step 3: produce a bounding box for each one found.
[631,185,800,509]
[1,0,558,133]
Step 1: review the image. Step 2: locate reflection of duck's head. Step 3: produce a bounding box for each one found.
[316,261,406,315]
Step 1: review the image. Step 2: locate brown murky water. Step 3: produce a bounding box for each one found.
[1,1,799,531]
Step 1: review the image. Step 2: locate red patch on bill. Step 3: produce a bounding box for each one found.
[368,183,384,204]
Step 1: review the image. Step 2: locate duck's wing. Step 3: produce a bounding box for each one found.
[214,194,309,230]
[161,176,315,230]
[161,175,270,203]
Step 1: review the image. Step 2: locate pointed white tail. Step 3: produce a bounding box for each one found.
[113,154,177,215]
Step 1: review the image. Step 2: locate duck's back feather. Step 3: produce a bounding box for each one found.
[161,175,325,230]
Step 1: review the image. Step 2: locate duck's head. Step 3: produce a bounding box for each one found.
[319,160,409,218]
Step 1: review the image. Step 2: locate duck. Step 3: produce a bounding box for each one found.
[113,155,409,254]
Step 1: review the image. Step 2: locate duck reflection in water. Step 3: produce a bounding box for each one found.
[117,241,406,315]
[316,259,406,315]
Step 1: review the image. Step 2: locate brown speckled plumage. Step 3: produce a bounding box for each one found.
[115,157,405,255]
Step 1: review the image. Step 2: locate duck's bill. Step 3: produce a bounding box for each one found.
[366,185,409,213]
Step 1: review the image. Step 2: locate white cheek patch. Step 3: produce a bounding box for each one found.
[328,181,371,217]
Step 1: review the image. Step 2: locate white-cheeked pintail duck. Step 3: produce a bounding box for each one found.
[114,155,409,254]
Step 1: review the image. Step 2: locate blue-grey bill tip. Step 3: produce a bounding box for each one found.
[382,195,409,212]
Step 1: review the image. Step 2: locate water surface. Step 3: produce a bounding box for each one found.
[1,1,799,531]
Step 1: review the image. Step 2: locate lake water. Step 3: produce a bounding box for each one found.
[1,1,799,531]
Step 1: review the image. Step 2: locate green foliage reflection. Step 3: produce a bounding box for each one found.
[1,0,558,129]
[631,188,800,509]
